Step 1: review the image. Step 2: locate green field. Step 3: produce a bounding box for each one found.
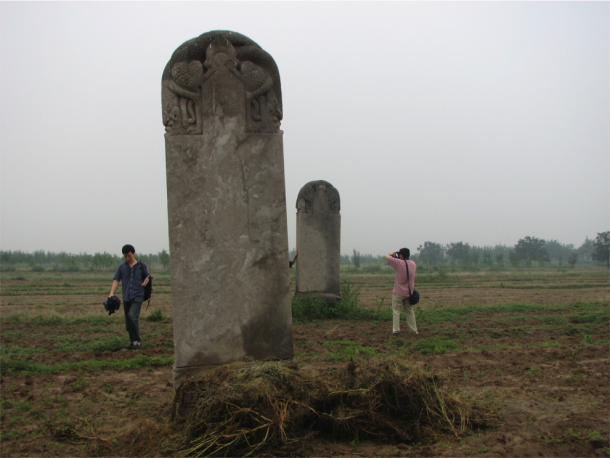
[1,266,608,457]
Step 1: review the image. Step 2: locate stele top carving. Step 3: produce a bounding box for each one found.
[162,30,282,135]
[296,180,340,215]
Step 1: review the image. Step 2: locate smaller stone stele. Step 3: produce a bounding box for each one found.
[295,180,341,305]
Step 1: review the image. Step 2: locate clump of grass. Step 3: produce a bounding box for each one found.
[291,296,327,322]
[582,334,594,345]
[0,344,39,357]
[525,366,542,377]
[54,336,127,353]
[0,354,173,376]
[414,337,461,355]
[2,313,111,326]
[1,331,25,338]
[323,341,378,362]
[167,357,494,457]
[145,308,164,322]
[292,281,384,323]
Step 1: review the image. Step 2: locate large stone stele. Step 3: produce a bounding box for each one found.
[162,30,293,387]
[295,180,341,305]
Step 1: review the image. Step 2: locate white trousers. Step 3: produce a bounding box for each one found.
[392,293,417,333]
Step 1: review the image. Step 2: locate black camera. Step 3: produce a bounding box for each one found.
[391,250,401,259]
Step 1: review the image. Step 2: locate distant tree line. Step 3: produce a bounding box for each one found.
[2,232,608,272]
[343,232,609,269]
[0,249,170,272]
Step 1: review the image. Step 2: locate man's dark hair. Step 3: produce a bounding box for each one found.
[399,248,410,260]
[122,244,135,255]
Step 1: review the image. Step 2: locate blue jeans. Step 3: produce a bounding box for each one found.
[124,296,143,342]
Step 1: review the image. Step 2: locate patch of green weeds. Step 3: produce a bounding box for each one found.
[323,340,360,347]
[506,327,531,337]
[71,376,86,391]
[464,447,489,456]
[83,326,107,334]
[0,343,39,357]
[505,313,528,322]
[467,344,502,352]
[582,334,594,345]
[488,329,504,339]
[526,366,542,377]
[1,429,27,441]
[391,338,407,348]
[562,324,581,336]
[538,341,562,348]
[323,341,378,362]
[441,327,466,340]
[54,336,126,353]
[2,330,25,338]
[292,281,386,323]
[570,311,608,324]
[145,308,164,322]
[329,346,377,362]
[536,428,601,445]
[413,337,460,355]
[2,314,110,326]
[539,316,566,324]
[14,400,31,412]
[0,354,174,376]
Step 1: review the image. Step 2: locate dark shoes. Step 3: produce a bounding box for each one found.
[392,331,419,336]
[131,341,141,350]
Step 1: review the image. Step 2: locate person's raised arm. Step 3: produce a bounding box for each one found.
[385,251,396,261]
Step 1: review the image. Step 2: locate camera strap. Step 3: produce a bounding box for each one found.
[405,260,412,296]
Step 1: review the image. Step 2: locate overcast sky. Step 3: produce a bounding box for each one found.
[1,1,608,256]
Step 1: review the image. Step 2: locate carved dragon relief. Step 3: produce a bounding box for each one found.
[162,31,283,135]
[296,181,340,215]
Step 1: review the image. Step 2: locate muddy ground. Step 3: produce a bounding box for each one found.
[1,267,608,457]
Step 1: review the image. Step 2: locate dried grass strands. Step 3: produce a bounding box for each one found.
[170,358,492,457]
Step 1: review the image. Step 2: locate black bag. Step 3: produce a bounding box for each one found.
[103,295,121,316]
[405,260,420,305]
[139,261,153,307]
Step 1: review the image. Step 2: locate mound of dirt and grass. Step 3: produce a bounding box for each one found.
[117,357,494,457]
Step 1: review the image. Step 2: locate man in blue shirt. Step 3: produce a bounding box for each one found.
[109,244,150,349]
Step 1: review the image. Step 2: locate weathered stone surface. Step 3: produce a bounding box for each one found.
[163,31,293,386]
[295,180,341,305]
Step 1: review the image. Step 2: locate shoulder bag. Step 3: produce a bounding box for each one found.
[405,260,420,305]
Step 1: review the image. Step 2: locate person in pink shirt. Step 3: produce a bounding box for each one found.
[384,248,418,336]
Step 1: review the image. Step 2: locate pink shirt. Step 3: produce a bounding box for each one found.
[388,257,416,297]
